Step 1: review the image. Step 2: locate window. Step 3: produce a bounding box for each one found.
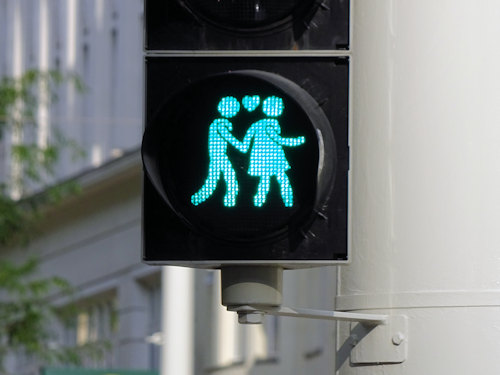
[61,294,117,369]
[75,301,116,346]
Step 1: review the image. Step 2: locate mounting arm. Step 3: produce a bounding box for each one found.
[228,304,388,325]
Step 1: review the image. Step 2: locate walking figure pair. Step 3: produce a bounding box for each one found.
[191,95,305,208]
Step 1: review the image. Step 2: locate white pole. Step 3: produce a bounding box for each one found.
[161,266,194,375]
[337,0,500,373]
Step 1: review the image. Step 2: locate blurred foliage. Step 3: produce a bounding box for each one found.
[0,69,85,246]
[0,258,111,371]
[0,70,110,371]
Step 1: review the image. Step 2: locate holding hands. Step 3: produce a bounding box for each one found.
[191,95,305,208]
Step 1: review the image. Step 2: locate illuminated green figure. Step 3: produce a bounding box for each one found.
[191,96,246,207]
[242,96,305,207]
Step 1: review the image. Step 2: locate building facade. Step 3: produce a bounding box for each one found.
[0,1,338,374]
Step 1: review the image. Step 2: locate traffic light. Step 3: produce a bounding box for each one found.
[142,0,349,267]
[145,0,349,50]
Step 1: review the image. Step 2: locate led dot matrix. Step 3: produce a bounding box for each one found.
[191,95,305,208]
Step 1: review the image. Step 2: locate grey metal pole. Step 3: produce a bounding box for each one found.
[161,266,194,375]
[338,0,500,373]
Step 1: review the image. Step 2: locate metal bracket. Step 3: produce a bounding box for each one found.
[221,267,407,365]
[348,315,408,365]
[228,305,408,365]
[227,305,388,325]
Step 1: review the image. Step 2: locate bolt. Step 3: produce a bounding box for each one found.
[350,334,358,346]
[392,332,405,346]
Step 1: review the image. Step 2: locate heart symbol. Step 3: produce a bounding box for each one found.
[242,95,260,112]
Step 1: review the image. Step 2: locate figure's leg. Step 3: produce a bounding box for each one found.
[276,171,293,207]
[221,160,238,207]
[254,175,271,207]
[191,162,221,205]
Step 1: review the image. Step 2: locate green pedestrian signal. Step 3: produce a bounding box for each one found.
[191,96,244,207]
[242,96,305,208]
[142,69,332,244]
[191,95,305,208]
[142,64,348,266]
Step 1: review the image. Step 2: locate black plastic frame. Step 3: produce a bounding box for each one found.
[145,0,349,51]
[178,0,320,35]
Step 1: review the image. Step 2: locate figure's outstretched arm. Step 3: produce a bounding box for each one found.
[266,121,305,147]
[280,135,305,147]
[268,130,305,147]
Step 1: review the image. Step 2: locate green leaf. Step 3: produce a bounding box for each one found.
[0,69,92,370]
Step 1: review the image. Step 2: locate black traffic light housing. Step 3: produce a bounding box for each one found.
[142,0,349,267]
[145,0,349,50]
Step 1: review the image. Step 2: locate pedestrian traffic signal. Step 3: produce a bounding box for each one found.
[142,0,349,267]
[143,69,331,241]
[189,94,307,209]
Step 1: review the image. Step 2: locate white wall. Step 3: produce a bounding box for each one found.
[0,0,144,185]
